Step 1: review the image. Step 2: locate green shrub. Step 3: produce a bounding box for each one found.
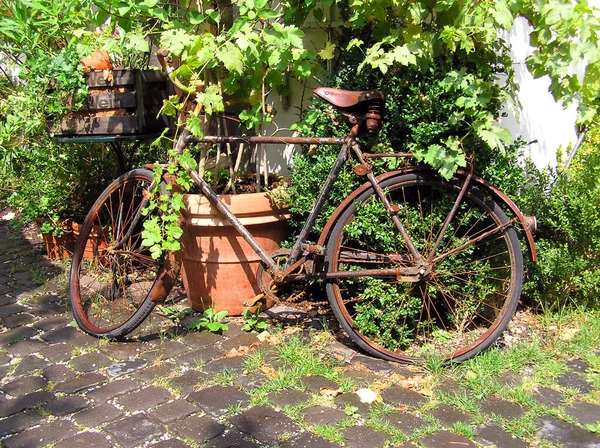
[288,54,501,239]
[289,52,600,311]
[520,126,600,311]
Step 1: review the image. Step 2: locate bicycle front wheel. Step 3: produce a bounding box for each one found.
[69,169,167,339]
[325,172,523,363]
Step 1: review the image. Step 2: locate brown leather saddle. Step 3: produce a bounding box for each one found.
[313,87,384,134]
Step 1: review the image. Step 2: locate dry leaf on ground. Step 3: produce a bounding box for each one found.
[257,331,280,345]
[320,387,343,399]
[559,328,581,341]
[259,365,278,378]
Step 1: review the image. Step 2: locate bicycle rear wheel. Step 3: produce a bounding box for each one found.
[69,169,169,339]
[325,171,523,363]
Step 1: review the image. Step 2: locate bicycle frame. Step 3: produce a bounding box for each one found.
[180,131,433,285]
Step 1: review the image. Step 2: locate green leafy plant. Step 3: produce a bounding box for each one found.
[517,124,600,312]
[160,305,193,322]
[189,307,229,333]
[344,404,360,420]
[241,307,267,332]
[586,422,600,434]
[0,1,171,233]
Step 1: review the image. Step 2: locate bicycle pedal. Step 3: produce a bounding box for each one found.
[242,293,266,308]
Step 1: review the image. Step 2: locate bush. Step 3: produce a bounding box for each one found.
[519,126,600,311]
[288,54,501,239]
[289,52,600,311]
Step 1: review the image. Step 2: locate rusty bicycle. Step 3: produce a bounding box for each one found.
[68,52,537,364]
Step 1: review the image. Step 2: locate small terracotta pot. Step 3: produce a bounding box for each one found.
[39,219,107,260]
[178,192,290,315]
[79,49,113,72]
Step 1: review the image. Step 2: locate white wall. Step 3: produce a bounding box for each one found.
[499,16,581,170]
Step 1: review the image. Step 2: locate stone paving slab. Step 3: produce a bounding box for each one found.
[300,404,347,426]
[479,395,526,420]
[229,406,301,445]
[148,399,198,423]
[55,431,114,448]
[385,411,425,433]
[381,385,427,408]
[428,403,473,426]
[0,390,54,417]
[0,410,46,437]
[564,401,600,426]
[476,423,528,448]
[537,415,600,448]
[104,414,166,448]
[343,425,390,447]
[268,389,312,409]
[0,219,599,448]
[419,430,477,447]
[188,385,250,416]
[116,385,173,412]
[72,402,124,427]
[3,419,79,448]
[169,414,225,444]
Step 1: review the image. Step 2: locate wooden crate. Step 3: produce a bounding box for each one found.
[57,69,172,136]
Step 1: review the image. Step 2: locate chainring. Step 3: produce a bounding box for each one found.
[256,249,310,304]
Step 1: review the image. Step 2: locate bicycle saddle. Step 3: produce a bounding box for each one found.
[313,87,383,108]
[313,87,384,134]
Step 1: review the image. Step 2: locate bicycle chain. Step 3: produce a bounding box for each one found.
[257,249,329,307]
[257,250,367,308]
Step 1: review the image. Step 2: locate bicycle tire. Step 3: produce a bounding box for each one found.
[69,168,168,339]
[325,171,523,363]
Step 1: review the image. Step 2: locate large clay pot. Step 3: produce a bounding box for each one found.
[179,192,290,315]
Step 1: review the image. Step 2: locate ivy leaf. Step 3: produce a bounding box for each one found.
[160,29,195,57]
[124,31,148,52]
[318,41,336,60]
[160,95,180,118]
[205,8,220,24]
[491,2,514,29]
[140,0,159,8]
[391,44,417,66]
[258,8,282,19]
[117,4,132,16]
[294,60,312,78]
[141,216,162,247]
[207,322,224,332]
[189,10,205,25]
[346,38,364,51]
[217,42,244,74]
[151,7,168,22]
[477,125,512,150]
[313,8,324,22]
[170,192,186,212]
[186,111,204,138]
[197,85,224,115]
[215,310,228,320]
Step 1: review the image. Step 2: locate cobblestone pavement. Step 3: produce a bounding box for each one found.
[1,218,599,447]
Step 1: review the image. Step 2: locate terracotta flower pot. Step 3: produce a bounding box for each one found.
[79,49,113,72]
[178,192,290,315]
[39,219,107,260]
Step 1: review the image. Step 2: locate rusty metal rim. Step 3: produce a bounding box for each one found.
[70,170,165,336]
